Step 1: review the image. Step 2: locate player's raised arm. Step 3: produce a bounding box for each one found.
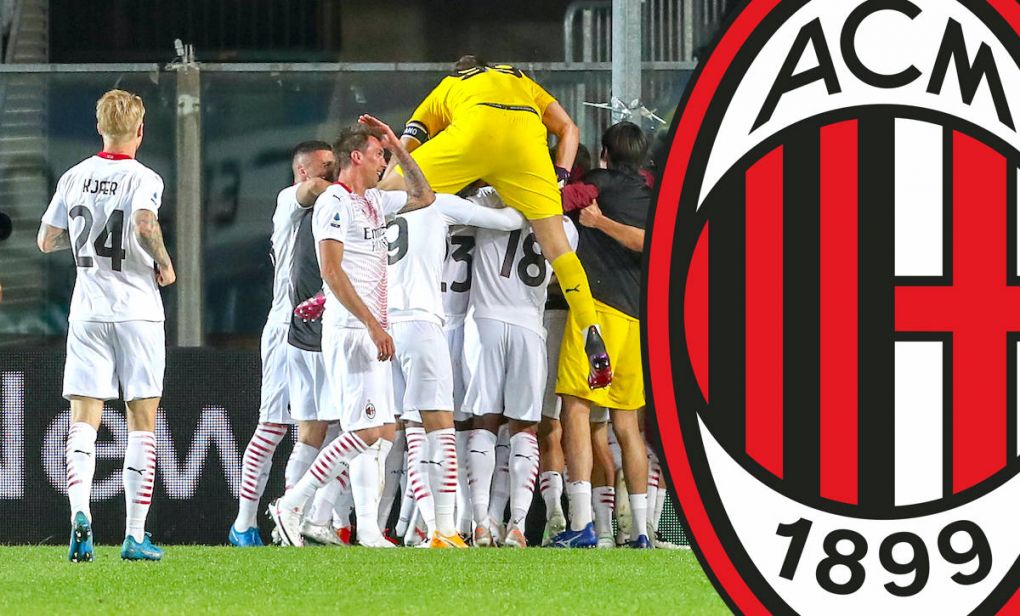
[542,101,580,181]
[133,210,176,286]
[358,114,434,212]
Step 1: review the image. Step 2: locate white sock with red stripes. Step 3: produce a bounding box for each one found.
[427,428,458,535]
[508,431,539,531]
[123,431,157,542]
[488,424,511,524]
[593,485,616,538]
[279,432,367,512]
[235,422,287,530]
[377,432,403,529]
[455,429,473,535]
[540,471,564,521]
[405,426,436,535]
[468,429,496,526]
[66,422,97,523]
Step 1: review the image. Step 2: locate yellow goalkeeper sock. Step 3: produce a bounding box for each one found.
[550,252,598,330]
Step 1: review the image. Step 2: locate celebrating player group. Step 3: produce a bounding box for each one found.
[42,56,675,561]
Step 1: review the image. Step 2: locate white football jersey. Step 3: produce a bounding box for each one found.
[442,226,476,329]
[266,185,307,325]
[313,183,407,330]
[388,193,524,326]
[469,189,578,338]
[41,153,165,322]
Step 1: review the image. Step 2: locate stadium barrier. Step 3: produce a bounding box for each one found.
[0,63,693,347]
[0,349,688,546]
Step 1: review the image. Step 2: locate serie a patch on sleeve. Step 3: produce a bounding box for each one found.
[646,0,1020,614]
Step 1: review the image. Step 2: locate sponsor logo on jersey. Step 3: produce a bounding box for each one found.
[647,0,1020,613]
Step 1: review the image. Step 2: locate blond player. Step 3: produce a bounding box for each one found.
[38,90,174,562]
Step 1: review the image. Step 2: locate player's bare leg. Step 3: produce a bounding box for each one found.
[66,396,102,562]
[590,418,616,548]
[552,394,597,547]
[538,414,566,543]
[530,215,612,389]
[610,409,651,548]
[122,396,163,560]
[504,420,540,548]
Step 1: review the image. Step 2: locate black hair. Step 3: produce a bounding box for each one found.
[454,55,487,72]
[291,140,332,162]
[601,121,648,174]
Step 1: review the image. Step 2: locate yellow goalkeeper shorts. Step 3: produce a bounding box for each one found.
[399,105,563,221]
[555,300,645,410]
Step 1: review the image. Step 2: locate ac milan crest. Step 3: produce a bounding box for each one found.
[647,0,1020,613]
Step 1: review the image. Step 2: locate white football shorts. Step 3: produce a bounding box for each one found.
[323,327,395,432]
[287,345,340,422]
[258,321,292,424]
[391,320,455,425]
[463,317,546,423]
[63,320,165,401]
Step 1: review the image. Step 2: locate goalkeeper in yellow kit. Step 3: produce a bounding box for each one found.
[382,55,612,388]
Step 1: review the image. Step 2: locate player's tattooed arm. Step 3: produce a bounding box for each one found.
[36,223,70,253]
[319,239,395,361]
[358,114,435,211]
[296,178,332,208]
[133,210,177,286]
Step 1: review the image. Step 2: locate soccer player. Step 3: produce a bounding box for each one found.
[387,189,525,547]
[381,55,612,392]
[283,151,356,546]
[268,116,434,548]
[537,145,592,545]
[443,224,479,538]
[229,141,337,547]
[463,187,578,548]
[552,122,652,549]
[38,89,174,562]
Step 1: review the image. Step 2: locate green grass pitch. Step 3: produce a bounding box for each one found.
[0,545,728,615]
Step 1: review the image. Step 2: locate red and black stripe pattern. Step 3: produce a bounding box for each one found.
[685,111,1020,511]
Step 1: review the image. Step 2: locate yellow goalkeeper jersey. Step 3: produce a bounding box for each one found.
[406,64,557,139]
